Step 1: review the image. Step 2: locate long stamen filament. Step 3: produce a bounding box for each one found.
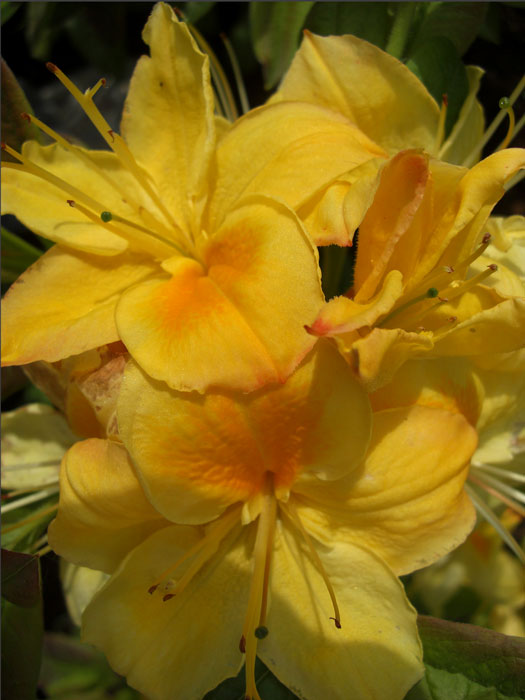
[465,483,525,565]
[462,74,525,168]
[242,474,277,700]
[469,473,525,517]
[377,287,439,328]
[220,33,250,115]
[2,503,58,534]
[496,97,515,151]
[433,94,448,156]
[148,506,241,595]
[283,500,341,629]
[46,63,183,233]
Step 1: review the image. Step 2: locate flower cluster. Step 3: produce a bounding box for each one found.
[1,4,524,700]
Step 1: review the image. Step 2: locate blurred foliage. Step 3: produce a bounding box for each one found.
[1,2,524,699]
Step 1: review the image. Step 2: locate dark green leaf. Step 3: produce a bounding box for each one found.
[406,36,469,136]
[305,2,390,48]
[1,59,42,158]
[1,1,21,25]
[205,658,295,700]
[1,549,40,607]
[478,3,502,44]
[1,557,43,700]
[406,616,525,700]
[250,1,314,89]
[181,1,216,25]
[410,2,488,56]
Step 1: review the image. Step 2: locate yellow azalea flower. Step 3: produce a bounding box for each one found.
[1,2,327,393]
[306,148,525,390]
[48,341,479,700]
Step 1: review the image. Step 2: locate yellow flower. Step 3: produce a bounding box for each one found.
[48,342,479,700]
[1,2,330,393]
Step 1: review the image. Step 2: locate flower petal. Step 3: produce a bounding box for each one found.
[48,439,166,573]
[116,197,324,393]
[259,519,423,700]
[294,405,477,575]
[118,342,371,524]
[209,101,385,232]
[82,524,249,700]
[272,31,440,154]
[121,2,215,231]
[1,247,156,366]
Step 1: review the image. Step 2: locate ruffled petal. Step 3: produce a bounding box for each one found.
[121,2,215,232]
[118,342,371,524]
[271,31,440,154]
[82,524,249,700]
[259,519,423,700]
[1,247,156,366]
[294,405,477,575]
[48,439,166,573]
[209,101,385,233]
[116,197,324,393]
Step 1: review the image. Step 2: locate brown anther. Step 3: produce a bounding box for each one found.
[0,142,6,150]
[482,232,491,244]
[20,112,31,122]
[447,316,458,323]
[108,130,115,143]
[443,265,454,274]
[101,78,107,87]
[438,296,449,302]
[417,326,426,331]
[330,617,342,629]
[162,593,175,602]
[488,264,498,271]
[239,635,246,653]
[67,199,75,207]
[147,584,158,595]
[442,93,448,107]
[46,62,58,73]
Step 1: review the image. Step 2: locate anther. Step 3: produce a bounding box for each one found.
[101,211,113,223]
[163,593,175,602]
[46,62,58,73]
[330,617,342,629]
[108,130,115,143]
[447,316,457,323]
[482,232,491,245]
[488,263,498,272]
[148,584,158,595]
[239,635,246,653]
[20,112,31,122]
[67,199,75,207]
[254,626,268,639]
[443,266,454,274]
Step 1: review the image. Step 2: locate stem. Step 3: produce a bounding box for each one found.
[386,3,417,59]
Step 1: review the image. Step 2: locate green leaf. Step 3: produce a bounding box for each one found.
[25,1,63,61]
[250,1,314,89]
[410,2,488,56]
[1,549,41,606]
[1,1,21,25]
[305,2,390,48]
[205,658,295,700]
[1,553,43,700]
[406,36,469,136]
[181,1,216,24]
[406,616,525,700]
[1,59,42,157]
[1,226,42,285]
[478,3,502,44]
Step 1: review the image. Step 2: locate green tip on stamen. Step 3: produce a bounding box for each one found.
[426,287,439,298]
[100,211,112,222]
[499,96,510,110]
[254,626,268,639]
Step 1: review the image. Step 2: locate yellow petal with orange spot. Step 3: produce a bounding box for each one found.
[121,2,215,232]
[209,101,385,233]
[48,439,167,573]
[116,197,323,393]
[118,342,371,525]
[308,270,403,337]
[294,404,477,575]
[271,31,440,154]
[354,150,429,302]
[1,247,156,366]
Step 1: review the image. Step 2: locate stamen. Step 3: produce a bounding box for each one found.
[2,503,58,534]
[462,74,525,167]
[1,486,59,514]
[433,93,448,156]
[496,97,515,151]
[242,473,277,700]
[282,500,341,629]
[147,506,241,597]
[465,483,525,565]
[376,287,439,328]
[473,463,525,484]
[45,63,183,234]
[86,77,107,98]
[439,264,497,303]
[469,472,525,517]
